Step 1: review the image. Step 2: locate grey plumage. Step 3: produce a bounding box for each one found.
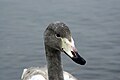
[21,21,86,80]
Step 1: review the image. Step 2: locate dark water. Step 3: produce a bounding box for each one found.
[0,0,120,80]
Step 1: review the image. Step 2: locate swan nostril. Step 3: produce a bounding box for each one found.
[61,48,64,52]
[71,51,77,58]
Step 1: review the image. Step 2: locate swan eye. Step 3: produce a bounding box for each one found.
[56,34,61,38]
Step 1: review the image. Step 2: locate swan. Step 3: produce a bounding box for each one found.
[21,21,86,80]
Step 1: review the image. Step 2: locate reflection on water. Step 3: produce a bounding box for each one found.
[0,0,120,80]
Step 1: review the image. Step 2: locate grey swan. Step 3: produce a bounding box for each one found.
[21,21,86,80]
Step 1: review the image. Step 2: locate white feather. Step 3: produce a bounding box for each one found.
[21,67,77,80]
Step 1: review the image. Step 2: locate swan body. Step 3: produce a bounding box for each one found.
[21,67,78,80]
[21,22,86,80]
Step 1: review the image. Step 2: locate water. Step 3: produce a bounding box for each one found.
[0,0,120,80]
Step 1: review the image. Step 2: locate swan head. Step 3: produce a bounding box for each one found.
[44,21,86,65]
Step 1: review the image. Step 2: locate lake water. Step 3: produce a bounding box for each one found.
[0,0,120,80]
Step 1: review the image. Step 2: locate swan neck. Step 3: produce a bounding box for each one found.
[45,46,64,80]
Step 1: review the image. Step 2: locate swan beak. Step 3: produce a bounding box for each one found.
[61,37,86,65]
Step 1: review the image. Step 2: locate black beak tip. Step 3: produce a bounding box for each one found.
[64,51,86,65]
[71,52,86,65]
[80,58,86,65]
[72,57,86,65]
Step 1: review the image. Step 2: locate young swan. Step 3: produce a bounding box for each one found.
[21,22,86,80]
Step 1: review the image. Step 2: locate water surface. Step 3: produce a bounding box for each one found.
[0,0,120,80]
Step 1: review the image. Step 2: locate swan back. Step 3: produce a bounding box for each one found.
[21,67,78,80]
[21,67,47,80]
